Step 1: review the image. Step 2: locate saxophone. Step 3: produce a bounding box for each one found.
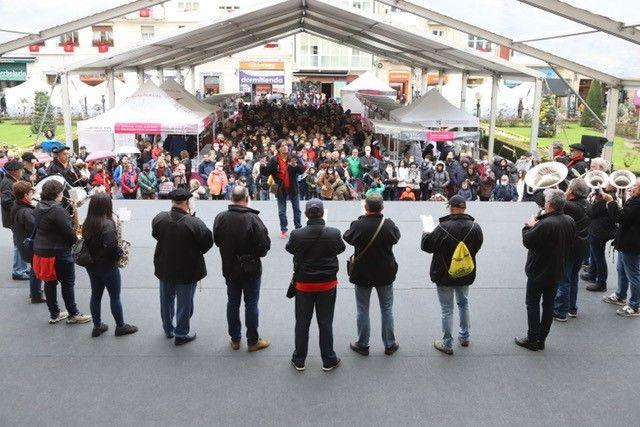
[114,214,131,268]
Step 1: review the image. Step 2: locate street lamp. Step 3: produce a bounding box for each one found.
[475,92,482,118]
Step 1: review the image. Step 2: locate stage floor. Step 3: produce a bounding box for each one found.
[1,201,638,425]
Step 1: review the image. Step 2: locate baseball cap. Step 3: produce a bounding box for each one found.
[447,195,467,209]
[52,146,70,154]
[21,152,37,162]
[305,198,324,213]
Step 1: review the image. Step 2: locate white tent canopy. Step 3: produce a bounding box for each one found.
[159,79,219,116]
[341,71,397,114]
[77,81,212,152]
[390,89,479,128]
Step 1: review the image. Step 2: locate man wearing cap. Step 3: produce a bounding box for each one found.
[21,152,38,184]
[285,198,346,372]
[566,144,589,179]
[421,195,484,355]
[1,159,30,280]
[47,146,84,187]
[152,188,214,346]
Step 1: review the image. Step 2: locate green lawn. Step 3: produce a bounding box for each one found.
[493,122,640,173]
[0,120,76,153]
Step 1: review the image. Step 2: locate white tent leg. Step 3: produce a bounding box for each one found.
[437,70,444,92]
[603,87,619,166]
[190,65,196,95]
[421,68,428,95]
[487,74,500,160]
[460,71,468,110]
[107,69,115,109]
[530,78,543,156]
[137,68,144,86]
[61,72,73,150]
[158,67,164,83]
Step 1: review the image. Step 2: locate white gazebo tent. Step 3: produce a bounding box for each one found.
[160,79,219,116]
[390,89,479,128]
[340,71,397,115]
[77,81,212,154]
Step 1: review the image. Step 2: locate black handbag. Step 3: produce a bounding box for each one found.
[347,217,385,278]
[287,228,325,299]
[72,239,93,267]
[22,213,42,260]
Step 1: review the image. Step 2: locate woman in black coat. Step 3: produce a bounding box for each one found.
[82,193,138,337]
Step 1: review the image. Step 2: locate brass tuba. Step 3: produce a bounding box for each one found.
[584,170,610,190]
[524,161,568,190]
[609,170,637,206]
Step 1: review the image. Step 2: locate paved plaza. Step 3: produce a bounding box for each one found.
[0,201,638,425]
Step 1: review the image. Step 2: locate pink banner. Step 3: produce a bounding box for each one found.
[427,131,454,141]
[115,122,162,134]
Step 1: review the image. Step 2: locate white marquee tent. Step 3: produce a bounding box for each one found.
[77,81,212,152]
[390,89,479,128]
[160,79,219,116]
[340,71,397,115]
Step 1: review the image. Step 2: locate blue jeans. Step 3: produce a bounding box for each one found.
[616,251,640,310]
[88,266,124,327]
[436,285,470,349]
[226,276,261,346]
[276,191,301,232]
[587,236,609,285]
[159,281,197,338]
[355,284,396,348]
[28,265,43,300]
[554,255,582,317]
[13,244,29,276]
[44,251,79,318]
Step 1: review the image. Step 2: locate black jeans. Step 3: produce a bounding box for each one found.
[419,183,431,201]
[526,279,556,342]
[45,251,79,318]
[88,266,124,327]
[292,288,338,365]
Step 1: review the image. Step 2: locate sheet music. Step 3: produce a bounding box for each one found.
[116,207,132,222]
[361,200,366,215]
[323,208,328,222]
[420,214,436,233]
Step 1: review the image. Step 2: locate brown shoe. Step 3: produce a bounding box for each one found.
[248,338,270,352]
[230,340,240,350]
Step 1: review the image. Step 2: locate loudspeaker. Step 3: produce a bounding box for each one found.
[580,135,607,158]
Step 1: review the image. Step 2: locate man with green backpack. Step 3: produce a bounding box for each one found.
[421,195,484,355]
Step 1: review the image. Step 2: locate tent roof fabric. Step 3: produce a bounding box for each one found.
[342,72,396,93]
[77,81,211,135]
[356,93,401,115]
[60,0,543,80]
[390,89,479,127]
[160,79,219,115]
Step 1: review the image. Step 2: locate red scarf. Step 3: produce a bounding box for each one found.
[277,155,291,190]
[567,153,584,169]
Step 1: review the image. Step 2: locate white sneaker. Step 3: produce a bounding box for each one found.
[49,311,69,324]
[616,305,640,317]
[66,313,92,324]
[602,293,626,306]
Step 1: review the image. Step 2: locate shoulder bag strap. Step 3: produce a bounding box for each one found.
[439,222,475,243]
[353,217,385,264]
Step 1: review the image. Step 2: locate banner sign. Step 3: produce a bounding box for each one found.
[427,131,454,141]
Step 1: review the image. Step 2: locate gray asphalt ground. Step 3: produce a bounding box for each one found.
[0,200,638,426]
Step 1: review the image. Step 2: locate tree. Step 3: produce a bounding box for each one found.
[538,95,557,138]
[30,91,56,136]
[580,80,604,128]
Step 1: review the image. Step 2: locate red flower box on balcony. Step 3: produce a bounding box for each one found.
[140,8,151,17]
[98,43,109,53]
[29,44,40,52]
[63,42,74,52]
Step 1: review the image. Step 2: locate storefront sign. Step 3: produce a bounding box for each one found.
[0,62,27,82]
[427,131,454,141]
[388,71,410,81]
[239,61,284,71]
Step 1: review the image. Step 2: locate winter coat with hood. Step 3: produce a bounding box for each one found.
[432,162,450,194]
[207,169,228,196]
[33,200,77,257]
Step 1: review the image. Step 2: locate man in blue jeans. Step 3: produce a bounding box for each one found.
[421,195,483,355]
[260,139,305,239]
[214,186,271,351]
[602,180,640,316]
[152,188,213,345]
[343,193,401,356]
[554,178,590,321]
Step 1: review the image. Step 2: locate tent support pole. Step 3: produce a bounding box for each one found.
[157,67,164,83]
[603,87,619,166]
[487,74,499,161]
[530,78,543,156]
[106,69,116,109]
[61,72,73,150]
[137,68,144,86]
[196,132,200,159]
[460,71,468,110]
[421,68,428,95]
[190,66,196,95]
[437,70,444,92]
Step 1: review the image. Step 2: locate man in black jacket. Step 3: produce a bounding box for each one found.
[46,146,84,187]
[214,186,271,352]
[1,159,30,280]
[344,193,401,356]
[602,180,640,316]
[516,189,576,351]
[152,188,214,345]
[260,139,305,239]
[10,181,45,302]
[285,199,345,372]
[553,179,591,321]
[421,195,484,355]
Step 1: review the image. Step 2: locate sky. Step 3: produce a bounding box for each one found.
[0,0,638,79]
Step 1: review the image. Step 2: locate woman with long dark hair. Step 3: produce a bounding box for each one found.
[82,193,137,337]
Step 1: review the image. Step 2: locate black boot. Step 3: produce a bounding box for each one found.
[175,333,197,346]
[586,283,607,292]
[514,336,539,351]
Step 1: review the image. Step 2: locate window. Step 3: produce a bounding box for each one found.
[141,25,155,40]
[468,35,491,52]
[180,2,199,12]
[59,31,79,46]
[432,29,444,37]
[218,5,240,12]
[92,26,113,46]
